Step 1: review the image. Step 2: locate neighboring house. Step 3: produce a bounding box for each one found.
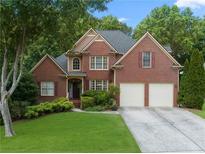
[31,28,182,107]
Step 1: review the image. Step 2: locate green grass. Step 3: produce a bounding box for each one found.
[0,112,140,153]
[192,102,205,119]
[193,110,205,119]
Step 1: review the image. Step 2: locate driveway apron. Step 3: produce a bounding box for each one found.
[120,107,205,153]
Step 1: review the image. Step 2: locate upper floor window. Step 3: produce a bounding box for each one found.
[142,52,152,68]
[72,57,80,70]
[89,80,108,91]
[90,56,108,70]
[41,81,54,96]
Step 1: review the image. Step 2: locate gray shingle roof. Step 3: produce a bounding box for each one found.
[163,44,173,53]
[54,54,86,76]
[96,30,136,54]
[54,53,68,73]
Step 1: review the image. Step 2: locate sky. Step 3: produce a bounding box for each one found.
[92,0,205,29]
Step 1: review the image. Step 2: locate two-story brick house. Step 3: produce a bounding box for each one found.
[31,28,182,107]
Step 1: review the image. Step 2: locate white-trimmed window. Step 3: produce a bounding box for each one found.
[142,52,152,68]
[90,56,108,70]
[41,82,55,96]
[72,57,80,70]
[89,80,108,91]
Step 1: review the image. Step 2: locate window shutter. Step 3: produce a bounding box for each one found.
[55,82,58,96]
[152,52,155,68]
[138,52,142,68]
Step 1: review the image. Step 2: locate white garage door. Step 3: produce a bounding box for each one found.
[149,83,174,107]
[120,83,144,107]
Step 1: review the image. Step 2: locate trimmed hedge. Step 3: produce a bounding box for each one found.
[82,90,110,105]
[81,90,118,111]
[80,96,95,109]
[24,97,74,119]
[84,106,105,111]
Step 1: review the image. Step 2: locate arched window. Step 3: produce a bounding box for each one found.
[72,58,80,70]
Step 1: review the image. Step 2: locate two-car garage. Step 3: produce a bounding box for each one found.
[120,83,174,107]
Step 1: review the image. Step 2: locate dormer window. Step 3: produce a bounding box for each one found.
[72,57,80,71]
[142,52,152,68]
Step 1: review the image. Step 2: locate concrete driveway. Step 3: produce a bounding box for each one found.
[120,107,205,153]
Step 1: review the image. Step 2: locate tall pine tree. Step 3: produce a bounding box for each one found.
[183,50,205,109]
[178,59,189,106]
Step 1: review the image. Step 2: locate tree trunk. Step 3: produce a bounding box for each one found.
[0,99,15,137]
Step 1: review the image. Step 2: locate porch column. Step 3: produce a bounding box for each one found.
[82,77,84,94]
[66,78,69,99]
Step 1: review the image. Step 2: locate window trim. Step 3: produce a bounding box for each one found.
[72,57,81,71]
[142,51,152,68]
[89,56,109,70]
[89,80,109,91]
[40,81,55,96]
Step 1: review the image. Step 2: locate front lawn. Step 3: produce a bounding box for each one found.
[193,110,205,119]
[0,112,140,153]
[192,102,205,119]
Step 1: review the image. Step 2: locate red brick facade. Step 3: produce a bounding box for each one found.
[32,30,180,107]
[115,36,179,106]
[32,57,67,102]
[81,41,122,91]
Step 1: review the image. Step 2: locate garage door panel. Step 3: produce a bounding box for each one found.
[120,84,144,107]
[149,84,173,107]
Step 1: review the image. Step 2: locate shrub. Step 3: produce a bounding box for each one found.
[81,89,119,111]
[0,100,32,125]
[84,106,105,112]
[0,117,3,125]
[24,110,39,119]
[11,73,38,103]
[110,98,118,111]
[9,100,32,120]
[52,97,69,103]
[81,96,95,109]
[82,90,110,106]
[24,98,74,119]
[95,91,110,105]
[82,90,98,97]
[108,84,120,98]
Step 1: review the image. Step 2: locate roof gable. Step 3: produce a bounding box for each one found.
[114,32,182,67]
[30,54,67,74]
[68,28,136,54]
[73,28,97,47]
[82,34,117,53]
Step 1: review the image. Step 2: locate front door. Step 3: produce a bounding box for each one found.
[68,79,81,99]
[73,82,80,99]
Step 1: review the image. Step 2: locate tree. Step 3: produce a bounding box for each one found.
[11,73,38,103]
[181,50,205,109]
[0,0,111,137]
[194,17,205,60]
[0,0,57,137]
[97,15,132,35]
[133,5,203,65]
[24,1,111,71]
[178,59,189,106]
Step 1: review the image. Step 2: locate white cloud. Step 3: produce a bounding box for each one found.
[118,17,128,22]
[175,0,205,9]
